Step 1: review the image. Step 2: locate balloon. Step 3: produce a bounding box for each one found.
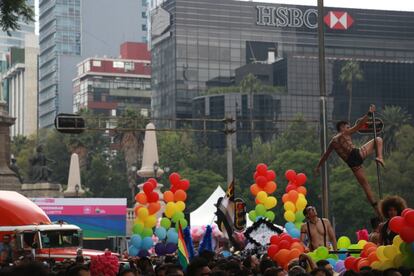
[384,245,398,260]
[163,191,174,202]
[295,197,307,211]
[148,202,161,215]
[274,249,291,266]
[141,237,153,250]
[264,197,277,209]
[266,170,276,181]
[265,211,275,221]
[400,226,414,243]
[256,163,268,175]
[131,234,142,248]
[289,248,301,260]
[263,181,277,194]
[250,184,262,196]
[344,257,357,271]
[129,245,139,256]
[288,228,300,239]
[143,182,154,195]
[255,204,266,216]
[267,244,279,257]
[282,194,289,203]
[132,223,144,235]
[174,190,187,202]
[166,242,178,254]
[284,210,295,222]
[172,211,185,223]
[167,229,178,244]
[248,210,257,222]
[389,216,406,233]
[357,259,370,271]
[142,228,153,237]
[357,240,367,248]
[155,227,167,240]
[393,235,403,248]
[295,211,305,222]
[138,207,149,219]
[285,222,295,230]
[316,246,329,259]
[165,202,177,218]
[160,218,171,229]
[270,235,280,244]
[154,243,166,256]
[367,251,379,263]
[284,201,296,212]
[169,172,181,186]
[135,193,147,205]
[176,218,188,229]
[376,246,387,261]
[287,190,299,202]
[147,192,159,203]
[180,179,190,191]
[296,186,307,196]
[337,236,351,249]
[256,191,268,203]
[335,260,345,272]
[285,169,296,181]
[144,215,157,228]
[256,176,268,188]
[176,201,186,212]
[296,173,307,186]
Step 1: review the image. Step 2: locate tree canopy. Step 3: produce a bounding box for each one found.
[0,0,34,33]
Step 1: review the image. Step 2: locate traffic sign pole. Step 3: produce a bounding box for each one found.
[372,111,383,199]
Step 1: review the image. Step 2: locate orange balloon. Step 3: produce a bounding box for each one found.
[275,249,290,267]
[365,246,377,257]
[288,248,301,260]
[174,189,187,202]
[134,205,142,215]
[364,242,377,250]
[135,193,147,205]
[250,184,262,196]
[164,191,174,202]
[291,242,305,253]
[367,252,379,264]
[357,258,370,271]
[296,186,307,196]
[288,190,299,202]
[282,194,289,203]
[148,202,161,215]
[263,181,277,194]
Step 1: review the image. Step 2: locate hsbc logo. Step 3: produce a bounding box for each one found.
[324,11,354,30]
[256,6,354,31]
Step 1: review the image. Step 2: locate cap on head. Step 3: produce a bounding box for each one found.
[303,205,316,217]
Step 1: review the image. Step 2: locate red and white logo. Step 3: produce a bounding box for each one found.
[324,11,354,30]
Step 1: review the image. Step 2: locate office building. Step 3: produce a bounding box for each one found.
[39,0,145,128]
[73,42,151,117]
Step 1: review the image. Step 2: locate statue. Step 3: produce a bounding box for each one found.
[10,155,23,184]
[29,145,55,183]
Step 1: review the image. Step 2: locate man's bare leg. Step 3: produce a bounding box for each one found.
[353,167,381,217]
[360,137,385,167]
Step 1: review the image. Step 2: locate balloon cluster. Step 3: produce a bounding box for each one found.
[389,208,414,243]
[191,225,224,242]
[281,170,308,238]
[130,178,161,256]
[248,163,278,222]
[308,245,342,271]
[153,172,190,256]
[267,233,305,269]
[90,250,119,276]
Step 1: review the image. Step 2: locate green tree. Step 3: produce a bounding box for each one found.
[0,0,34,32]
[339,61,363,122]
[380,105,412,154]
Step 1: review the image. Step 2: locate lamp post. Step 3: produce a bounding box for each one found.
[153,161,159,179]
[75,184,79,198]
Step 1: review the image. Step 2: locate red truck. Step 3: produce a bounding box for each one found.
[0,191,115,261]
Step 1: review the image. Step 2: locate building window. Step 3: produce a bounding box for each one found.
[142,0,148,7]
[141,12,147,18]
[142,24,147,31]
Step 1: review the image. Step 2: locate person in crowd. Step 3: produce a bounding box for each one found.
[264,267,286,276]
[66,264,91,276]
[187,257,211,276]
[379,196,407,245]
[119,268,140,276]
[259,257,276,275]
[242,255,260,275]
[137,257,155,276]
[75,248,85,264]
[300,206,337,251]
[369,217,381,245]
[288,265,307,276]
[0,235,13,264]
[315,104,384,216]
[316,260,333,276]
[310,267,332,276]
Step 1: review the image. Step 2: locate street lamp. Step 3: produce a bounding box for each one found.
[153,161,159,178]
[75,184,79,198]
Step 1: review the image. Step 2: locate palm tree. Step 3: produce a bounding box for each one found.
[380,105,412,154]
[240,74,262,143]
[339,61,364,122]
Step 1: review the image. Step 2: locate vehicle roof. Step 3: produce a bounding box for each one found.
[0,224,81,232]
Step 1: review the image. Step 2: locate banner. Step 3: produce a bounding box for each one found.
[32,198,127,239]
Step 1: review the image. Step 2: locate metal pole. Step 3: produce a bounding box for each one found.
[224,117,235,184]
[317,0,330,219]
[371,112,383,199]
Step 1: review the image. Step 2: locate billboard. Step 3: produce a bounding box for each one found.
[32,198,127,239]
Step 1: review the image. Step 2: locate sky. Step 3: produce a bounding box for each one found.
[34,0,414,34]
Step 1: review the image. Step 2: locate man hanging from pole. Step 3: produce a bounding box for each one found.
[315,104,384,216]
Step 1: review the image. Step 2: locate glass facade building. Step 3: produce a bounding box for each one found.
[151,0,414,128]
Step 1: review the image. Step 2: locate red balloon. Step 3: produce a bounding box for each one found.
[147,191,159,203]
[180,179,190,191]
[400,226,414,243]
[148,178,157,189]
[285,169,296,181]
[256,163,268,176]
[267,245,279,257]
[169,172,181,186]
[404,210,414,227]
[344,257,357,271]
[278,240,290,250]
[357,258,370,271]
[285,184,296,193]
[295,173,307,186]
[402,208,413,217]
[266,170,276,181]
[389,216,405,233]
[143,182,153,195]
[280,233,293,244]
[256,176,267,188]
[253,171,258,180]
[270,235,280,245]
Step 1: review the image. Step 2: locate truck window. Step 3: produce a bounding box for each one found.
[40,230,81,248]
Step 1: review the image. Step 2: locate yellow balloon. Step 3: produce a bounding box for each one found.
[392,235,402,249]
[176,201,186,212]
[138,207,149,219]
[393,253,404,268]
[165,202,176,218]
[376,246,387,261]
[298,193,305,200]
[256,191,268,203]
[357,239,367,249]
[295,197,307,211]
[383,245,398,260]
[284,210,295,222]
[264,196,277,209]
[381,260,394,270]
[370,261,381,270]
[144,215,157,228]
[284,201,296,212]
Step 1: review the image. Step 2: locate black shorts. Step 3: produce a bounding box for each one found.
[346,148,364,169]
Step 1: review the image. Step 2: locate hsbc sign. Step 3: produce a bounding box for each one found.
[256,6,354,30]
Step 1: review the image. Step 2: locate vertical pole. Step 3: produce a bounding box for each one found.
[371,112,383,199]
[224,117,235,184]
[317,0,330,219]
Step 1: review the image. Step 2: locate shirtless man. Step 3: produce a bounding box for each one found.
[315,104,384,215]
[300,206,337,251]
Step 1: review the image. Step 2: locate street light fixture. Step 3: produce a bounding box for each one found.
[153,161,159,178]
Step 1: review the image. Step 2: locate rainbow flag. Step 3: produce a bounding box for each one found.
[178,223,190,270]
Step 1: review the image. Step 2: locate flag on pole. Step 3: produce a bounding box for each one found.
[177,223,190,270]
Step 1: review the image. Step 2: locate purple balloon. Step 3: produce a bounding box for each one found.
[155,242,166,256]
[165,242,178,254]
[335,260,345,273]
[138,249,150,257]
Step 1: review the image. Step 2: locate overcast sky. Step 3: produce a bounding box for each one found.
[34,0,414,34]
